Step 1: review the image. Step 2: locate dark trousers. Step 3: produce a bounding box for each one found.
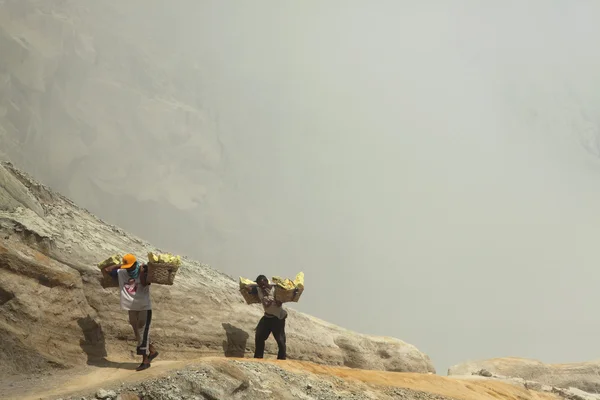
[254,315,286,360]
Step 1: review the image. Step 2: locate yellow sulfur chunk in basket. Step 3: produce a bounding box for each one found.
[97,254,123,270]
[146,252,182,285]
[147,252,181,266]
[273,272,304,303]
[239,276,261,305]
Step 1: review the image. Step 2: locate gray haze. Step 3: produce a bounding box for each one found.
[2,0,600,373]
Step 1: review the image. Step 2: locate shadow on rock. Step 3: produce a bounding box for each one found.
[222,323,249,358]
[77,316,138,370]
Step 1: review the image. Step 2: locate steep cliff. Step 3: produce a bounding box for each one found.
[0,161,435,380]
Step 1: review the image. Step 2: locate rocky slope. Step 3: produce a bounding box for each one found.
[0,161,434,380]
[448,357,600,395]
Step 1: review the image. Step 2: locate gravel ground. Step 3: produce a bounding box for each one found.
[57,361,456,400]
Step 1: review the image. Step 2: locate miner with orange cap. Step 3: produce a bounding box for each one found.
[104,253,158,371]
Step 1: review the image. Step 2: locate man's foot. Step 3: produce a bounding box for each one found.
[136,362,151,371]
[149,351,159,362]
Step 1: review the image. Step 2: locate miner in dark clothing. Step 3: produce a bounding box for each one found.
[248,274,287,360]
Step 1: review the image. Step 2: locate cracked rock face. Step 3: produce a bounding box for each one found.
[0,161,435,378]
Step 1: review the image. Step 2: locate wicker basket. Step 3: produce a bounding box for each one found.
[147,262,180,285]
[274,286,304,303]
[100,269,119,288]
[240,287,261,305]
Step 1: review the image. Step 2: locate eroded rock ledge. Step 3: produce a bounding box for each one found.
[449,357,600,399]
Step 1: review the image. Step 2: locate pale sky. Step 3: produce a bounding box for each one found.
[6,0,600,373]
[180,0,600,372]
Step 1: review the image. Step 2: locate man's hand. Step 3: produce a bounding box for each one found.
[104,264,122,272]
[262,297,273,307]
[246,284,258,293]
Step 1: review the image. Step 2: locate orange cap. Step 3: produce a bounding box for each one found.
[120,253,137,269]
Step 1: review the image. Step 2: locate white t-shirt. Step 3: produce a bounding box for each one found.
[257,286,287,319]
[117,269,152,311]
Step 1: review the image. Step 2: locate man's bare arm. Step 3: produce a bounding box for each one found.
[104,264,122,272]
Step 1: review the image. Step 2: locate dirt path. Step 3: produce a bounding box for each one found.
[4,359,187,400]
[4,357,558,400]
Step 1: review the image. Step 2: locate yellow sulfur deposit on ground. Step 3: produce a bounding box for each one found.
[97,254,122,270]
[147,252,181,266]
